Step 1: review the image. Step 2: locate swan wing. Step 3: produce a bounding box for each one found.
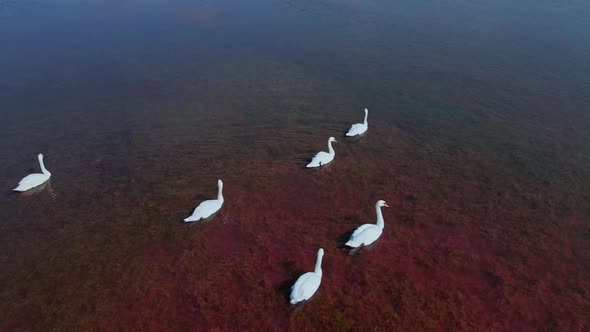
[14,173,49,191]
[346,224,381,247]
[184,199,222,222]
[290,272,321,304]
[306,151,332,168]
[350,224,374,239]
[346,123,367,136]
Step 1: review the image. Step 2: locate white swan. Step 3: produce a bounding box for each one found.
[345,200,389,248]
[346,108,368,136]
[184,179,224,222]
[13,153,52,192]
[306,137,337,168]
[290,248,324,304]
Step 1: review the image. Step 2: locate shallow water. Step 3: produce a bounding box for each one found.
[1,0,590,330]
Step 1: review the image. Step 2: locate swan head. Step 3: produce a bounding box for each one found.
[317,248,324,262]
[218,179,223,188]
[377,200,389,208]
[328,137,337,143]
[364,108,368,114]
[38,153,44,160]
[314,248,325,274]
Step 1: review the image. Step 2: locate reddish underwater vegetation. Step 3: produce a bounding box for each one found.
[1,105,589,331]
[2,0,590,328]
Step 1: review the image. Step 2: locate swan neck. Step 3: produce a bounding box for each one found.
[314,253,323,275]
[39,156,50,175]
[376,205,384,228]
[363,110,368,125]
[328,140,335,156]
[218,183,224,201]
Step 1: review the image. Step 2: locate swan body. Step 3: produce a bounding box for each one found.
[184,179,224,222]
[345,200,389,248]
[290,248,324,304]
[306,137,337,168]
[346,108,368,136]
[13,154,51,192]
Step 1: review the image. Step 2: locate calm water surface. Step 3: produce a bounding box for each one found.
[1,0,589,330]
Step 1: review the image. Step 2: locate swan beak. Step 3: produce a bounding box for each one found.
[334,139,338,142]
[383,203,390,208]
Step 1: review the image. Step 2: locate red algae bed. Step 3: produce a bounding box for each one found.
[1,0,590,330]
[1,102,589,330]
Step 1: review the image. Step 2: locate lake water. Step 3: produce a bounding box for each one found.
[1,0,589,330]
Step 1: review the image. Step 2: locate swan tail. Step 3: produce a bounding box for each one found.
[13,184,28,192]
[345,239,361,247]
[184,216,200,222]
